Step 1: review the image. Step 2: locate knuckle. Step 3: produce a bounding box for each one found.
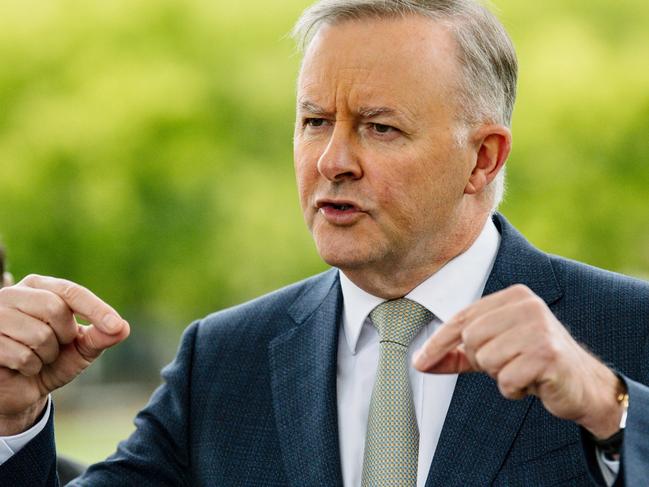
[89,305,106,323]
[510,284,532,299]
[452,310,470,328]
[510,283,526,294]
[0,286,18,305]
[497,373,517,398]
[525,295,546,314]
[27,359,43,375]
[76,334,102,362]
[539,337,560,362]
[460,328,472,346]
[43,297,63,318]
[38,347,59,365]
[15,349,36,370]
[33,326,55,349]
[498,384,513,399]
[61,281,81,302]
[21,274,42,286]
[475,349,492,374]
[44,297,70,325]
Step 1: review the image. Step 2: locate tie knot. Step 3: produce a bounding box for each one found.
[369,298,432,347]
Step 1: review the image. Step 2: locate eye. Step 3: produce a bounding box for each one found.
[369,123,399,137]
[303,118,328,128]
[373,123,391,133]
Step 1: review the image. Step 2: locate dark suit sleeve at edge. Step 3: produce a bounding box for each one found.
[0,320,200,486]
[581,376,649,486]
[0,404,58,485]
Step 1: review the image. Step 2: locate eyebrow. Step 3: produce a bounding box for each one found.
[298,101,400,120]
[357,106,397,119]
[298,101,332,116]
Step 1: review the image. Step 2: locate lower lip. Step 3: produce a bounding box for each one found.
[318,206,365,225]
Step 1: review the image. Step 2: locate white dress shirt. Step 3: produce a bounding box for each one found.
[337,218,500,487]
[0,220,620,485]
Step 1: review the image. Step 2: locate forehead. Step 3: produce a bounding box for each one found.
[297,15,462,113]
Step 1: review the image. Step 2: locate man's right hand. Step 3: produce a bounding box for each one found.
[0,274,129,435]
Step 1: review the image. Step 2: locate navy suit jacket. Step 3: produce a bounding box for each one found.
[2,214,649,486]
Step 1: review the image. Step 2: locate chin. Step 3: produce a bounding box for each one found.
[314,239,376,270]
[311,220,385,269]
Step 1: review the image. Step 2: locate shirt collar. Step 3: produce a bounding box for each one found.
[339,218,501,354]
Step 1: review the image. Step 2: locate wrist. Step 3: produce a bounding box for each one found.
[578,366,626,439]
[0,397,48,436]
[590,387,628,460]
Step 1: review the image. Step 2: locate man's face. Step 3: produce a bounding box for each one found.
[294,16,479,280]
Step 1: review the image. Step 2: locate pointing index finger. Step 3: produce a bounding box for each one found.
[413,311,467,370]
[20,275,125,334]
[413,285,538,371]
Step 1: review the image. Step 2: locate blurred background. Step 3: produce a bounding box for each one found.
[0,0,647,465]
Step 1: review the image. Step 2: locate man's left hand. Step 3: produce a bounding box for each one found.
[413,284,625,439]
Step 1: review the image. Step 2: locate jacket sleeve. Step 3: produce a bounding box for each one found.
[0,406,58,485]
[0,320,200,486]
[581,376,649,486]
[617,377,649,485]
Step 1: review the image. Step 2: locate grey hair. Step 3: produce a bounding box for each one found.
[291,0,517,210]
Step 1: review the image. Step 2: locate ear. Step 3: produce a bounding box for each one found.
[464,125,512,195]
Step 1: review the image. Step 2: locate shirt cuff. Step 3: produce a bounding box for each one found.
[596,446,620,487]
[0,396,52,465]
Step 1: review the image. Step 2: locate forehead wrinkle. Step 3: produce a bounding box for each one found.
[298,66,420,124]
[299,16,466,123]
[297,97,418,127]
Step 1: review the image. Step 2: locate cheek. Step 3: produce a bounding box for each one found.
[370,170,421,232]
[373,160,427,204]
[369,156,458,230]
[293,154,319,221]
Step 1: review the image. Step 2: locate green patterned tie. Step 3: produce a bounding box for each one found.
[361,298,433,487]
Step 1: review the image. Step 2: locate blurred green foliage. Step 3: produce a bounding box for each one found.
[1,0,648,347]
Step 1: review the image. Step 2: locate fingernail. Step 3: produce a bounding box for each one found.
[102,315,122,333]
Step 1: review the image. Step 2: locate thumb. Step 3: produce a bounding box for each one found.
[75,320,130,361]
[39,320,130,394]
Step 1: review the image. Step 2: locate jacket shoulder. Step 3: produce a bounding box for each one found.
[548,254,649,306]
[193,268,339,342]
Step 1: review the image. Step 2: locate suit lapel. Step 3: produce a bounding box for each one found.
[425,214,564,486]
[268,269,344,487]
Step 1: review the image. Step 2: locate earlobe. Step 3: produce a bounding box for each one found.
[464,126,512,195]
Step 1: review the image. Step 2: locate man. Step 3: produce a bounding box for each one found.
[0,0,648,485]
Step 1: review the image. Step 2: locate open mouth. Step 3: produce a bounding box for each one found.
[327,203,354,211]
[315,199,365,224]
[316,200,360,212]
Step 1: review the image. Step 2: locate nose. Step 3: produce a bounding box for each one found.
[316,122,363,182]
